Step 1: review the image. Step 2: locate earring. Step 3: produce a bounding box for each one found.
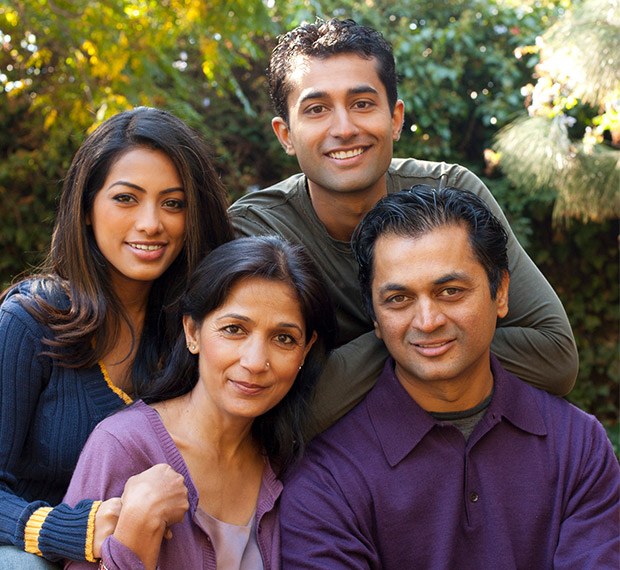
[266,361,270,368]
[187,342,197,353]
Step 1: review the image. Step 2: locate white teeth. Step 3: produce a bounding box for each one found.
[417,341,448,348]
[131,243,163,251]
[328,148,364,159]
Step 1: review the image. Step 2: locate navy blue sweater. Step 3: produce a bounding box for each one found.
[0,280,131,561]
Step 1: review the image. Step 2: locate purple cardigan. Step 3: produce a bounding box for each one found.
[63,400,282,569]
[281,356,620,569]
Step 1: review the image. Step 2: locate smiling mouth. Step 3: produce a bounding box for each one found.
[327,147,366,160]
[129,243,164,251]
[230,380,268,395]
[414,340,451,348]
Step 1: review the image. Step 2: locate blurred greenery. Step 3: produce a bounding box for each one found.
[0,0,617,444]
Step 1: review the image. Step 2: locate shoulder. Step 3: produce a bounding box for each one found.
[289,402,374,482]
[228,173,306,214]
[535,387,608,439]
[388,158,487,193]
[2,277,69,313]
[0,278,67,340]
[502,368,611,453]
[93,400,155,439]
[228,174,324,241]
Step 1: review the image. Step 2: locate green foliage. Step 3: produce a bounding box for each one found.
[487,173,619,448]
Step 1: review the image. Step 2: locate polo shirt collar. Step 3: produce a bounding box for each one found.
[367,356,548,467]
[486,354,547,437]
[366,359,437,467]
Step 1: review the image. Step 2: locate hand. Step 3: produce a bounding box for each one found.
[120,463,189,530]
[93,497,122,558]
[112,464,189,570]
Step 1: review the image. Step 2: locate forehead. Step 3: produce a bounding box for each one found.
[212,276,304,320]
[285,53,386,101]
[371,226,481,287]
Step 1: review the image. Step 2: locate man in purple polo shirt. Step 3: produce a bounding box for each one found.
[280,185,620,569]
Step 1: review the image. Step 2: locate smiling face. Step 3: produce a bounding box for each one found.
[272,53,404,202]
[371,225,509,411]
[88,147,186,295]
[183,276,317,423]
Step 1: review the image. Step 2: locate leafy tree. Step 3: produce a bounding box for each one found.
[0,0,276,280]
[493,0,620,223]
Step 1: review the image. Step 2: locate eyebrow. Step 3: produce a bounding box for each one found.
[217,313,304,334]
[377,272,473,295]
[299,84,380,105]
[108,181,184,194]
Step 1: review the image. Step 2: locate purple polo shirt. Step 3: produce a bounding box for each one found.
[281,356,620,569]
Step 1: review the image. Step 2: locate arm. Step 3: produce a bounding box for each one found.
[307,331,387,437]
[280,453,379,569]
[553,421,620,568]
[0,299,99,562]
[108,464,188,570]
[63,423,188,570]
[454,168,578,394]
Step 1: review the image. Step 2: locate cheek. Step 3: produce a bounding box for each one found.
[373,314,408,344]
[169,215,187,239]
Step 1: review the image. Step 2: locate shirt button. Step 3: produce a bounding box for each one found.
[469,492,480,503]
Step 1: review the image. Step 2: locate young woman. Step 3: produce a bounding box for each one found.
[0,107,234,568]
[63,236,337,569]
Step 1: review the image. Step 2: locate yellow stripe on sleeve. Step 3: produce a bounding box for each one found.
[24,506,53,556]
[85,500,103,562]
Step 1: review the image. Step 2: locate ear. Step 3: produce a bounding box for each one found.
[373,320,383,340]
[183,315,200,353]
[495,271,510,319]
[392,99,405,142]
[272,116,296,156]
[301,331,318,363]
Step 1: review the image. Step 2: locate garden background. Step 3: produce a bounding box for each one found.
[1,0,618,447]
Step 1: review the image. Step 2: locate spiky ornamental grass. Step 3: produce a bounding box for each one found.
[494,0,620,224]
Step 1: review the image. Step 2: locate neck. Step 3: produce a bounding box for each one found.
[307,180,387,242]
[396,365,494,414]
[155,390,256,459]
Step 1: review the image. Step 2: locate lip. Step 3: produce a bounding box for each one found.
[325,146,369,162]
[410,339,455,358]
[229,379,269,396]
[126,241,168,261]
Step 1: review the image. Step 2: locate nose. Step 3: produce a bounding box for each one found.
[135,204,164,236]
[411,298,447,333]
[329,107,359,139]
[239,337,270,373]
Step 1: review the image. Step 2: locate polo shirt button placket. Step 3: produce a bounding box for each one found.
[469,491,480,503]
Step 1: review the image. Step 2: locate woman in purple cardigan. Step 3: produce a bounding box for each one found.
[64,236,336,570]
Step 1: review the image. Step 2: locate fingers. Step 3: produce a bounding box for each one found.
[93,497,122,558]
[121,464,189,526]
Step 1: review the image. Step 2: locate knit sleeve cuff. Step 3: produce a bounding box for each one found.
[100,535,146,570]
[23,499,99,562]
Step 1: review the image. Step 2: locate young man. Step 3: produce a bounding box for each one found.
[279,186,619,569]
[228,18,578,428]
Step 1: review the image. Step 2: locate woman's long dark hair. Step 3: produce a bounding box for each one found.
[2,107,234,394]
[142,236,337,471]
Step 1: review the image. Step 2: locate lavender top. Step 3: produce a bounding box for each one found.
[64,400,282,569]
